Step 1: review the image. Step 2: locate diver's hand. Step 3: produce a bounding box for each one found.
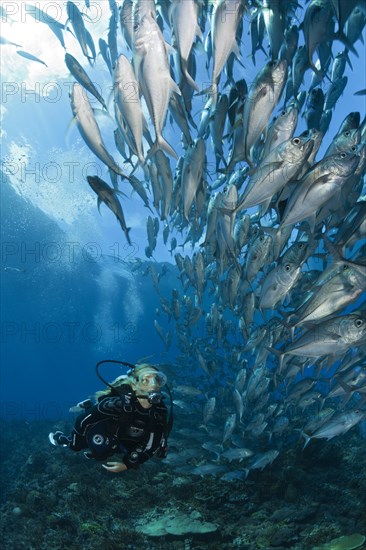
[102,461,128,473]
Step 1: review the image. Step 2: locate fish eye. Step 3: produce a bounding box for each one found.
[351,146,357,151]
[284,264,291,271]
[355,319,364,327]
[293,137,300,144]
[298,243,305,248]
[344,131,350,137]
[259,235,264,242]
[340,152,346,158]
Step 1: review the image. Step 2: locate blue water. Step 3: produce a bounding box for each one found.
[1,0,365,459]
[1,4,366,549]
[1,172,181,420]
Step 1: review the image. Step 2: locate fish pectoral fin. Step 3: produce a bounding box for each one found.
[181,62,200,92]
[302,174,332,200]
[321,329,343,342]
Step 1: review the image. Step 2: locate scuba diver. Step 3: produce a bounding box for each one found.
[49,362,172,473]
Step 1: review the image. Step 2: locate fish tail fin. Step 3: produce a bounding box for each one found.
[309,60,324,78]
[181,60,200,92]
[148,136,178,160]
[344,50,353,70]
[130,155,147,178]
[121,225,132,246]
[301,430,311,450]
[145,204,155,215]
[335,31,358,56]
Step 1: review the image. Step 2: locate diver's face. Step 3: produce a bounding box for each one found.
[134,371,167,394]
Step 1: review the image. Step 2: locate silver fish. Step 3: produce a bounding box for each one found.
[303,409,365,447]
[302,0,335,75]
[155,151,173,221]
[245,450,279,476]
[169,0,202,91]
[114,54,145,165]
[222,413,237,444]
[277,313,366,362]
[66,1,93,62]
[245,233,273,282]
[290,266,366,326]
[292,45,309,97]
[262,0,286,60]
[281,151,360,229]
[182,138,206,222]
[70,83,131,180]
[134,12,180,159]
[87,176,131,244]
[203,397,216,426]
[279,24,299,64]
[120,0,134,50]
[0,35,22,47]
[16,50,47,67]
[221,447,253,462]
[260,105,299,162]
[210,0,245,99]
[99,38,113,75]
[324,76,348,111]
[243,59,288,167]
[236,135,314,212]
[65,53,107,110]
[259,261,302,310]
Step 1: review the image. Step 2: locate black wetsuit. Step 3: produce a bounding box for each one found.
[68,391,168,468]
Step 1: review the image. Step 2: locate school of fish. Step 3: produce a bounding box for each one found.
[3,0,366,478]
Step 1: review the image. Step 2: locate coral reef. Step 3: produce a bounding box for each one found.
[0,420,365,549]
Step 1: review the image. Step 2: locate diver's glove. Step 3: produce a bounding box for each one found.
[102,462,128,473]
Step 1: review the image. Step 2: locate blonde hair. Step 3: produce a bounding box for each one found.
[93,363,158,400]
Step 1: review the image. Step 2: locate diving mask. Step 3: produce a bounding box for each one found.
[136,371,167,390]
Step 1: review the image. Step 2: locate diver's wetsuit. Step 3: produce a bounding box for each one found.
[68,392,168,468]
